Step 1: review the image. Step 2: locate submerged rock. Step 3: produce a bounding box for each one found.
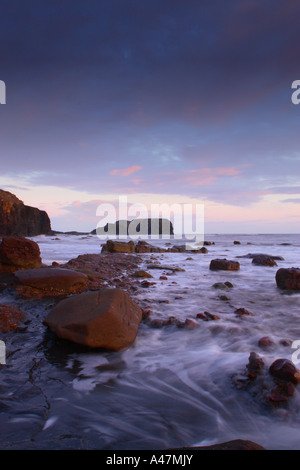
[0,236,42,272]
[258,336,275,349]
[276,268,300,290]
[252,255,277,267]
[44,288,143,350]
[236,253,284,261]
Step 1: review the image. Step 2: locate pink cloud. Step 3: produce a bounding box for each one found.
[172,166,242,185]
[110,165,142,176]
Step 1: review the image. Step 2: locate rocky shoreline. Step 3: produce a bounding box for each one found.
[1,235,300,449]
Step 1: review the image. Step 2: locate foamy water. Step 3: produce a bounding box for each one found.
[1,233,300,449]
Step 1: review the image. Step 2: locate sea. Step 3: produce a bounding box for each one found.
[0,232,299,450]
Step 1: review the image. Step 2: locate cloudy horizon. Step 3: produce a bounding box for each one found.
[0,0,300,234]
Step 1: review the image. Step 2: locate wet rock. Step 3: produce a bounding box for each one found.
[140,280,155,288]
[132,270,153,278]
[196,311,220,321]
[246,352,265,378]
[267,382,295,403]
[101,240,136,253]
[0,236,42,272]
[269,358,300,384]
[159,275,168,280]
[219,295,230,301]
[236,253,284,261]
[184,318,198,330]
[14,267,88,297]
[275,268,300,290]
[44,288,143,351]
[224,281,234,288]
[212,282,230,290]
[279,339,292,347]
[0,304,24,331]
[252,255,277,267]
[258,336,275,349]
[234,353,299,409]
[147,264,185,272]
[101,239,167,254]
[233,240,241,245]
[141,308,151,320]
[198,247,208,254]
[235,307,254,317]
[210,259,240,271]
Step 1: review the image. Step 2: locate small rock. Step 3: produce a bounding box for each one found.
[246,351,265,378]
[196,311,220,321]
[235,307,254,317]
[269,358,300,384]
[210,259,240,271]
[132,270,153,278]
[219,295,230,301]
[184,318,198,330]
[224,281,234,288]
[258,336,275,348]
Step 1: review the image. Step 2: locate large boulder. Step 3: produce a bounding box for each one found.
[44,288,143,350]
[0,236,42,272]
[276,268,300,290]
[14,267,88,296]
[210,259,240,271]
[0,189,51,236]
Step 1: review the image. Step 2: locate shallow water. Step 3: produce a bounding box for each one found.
[0,233,300,449]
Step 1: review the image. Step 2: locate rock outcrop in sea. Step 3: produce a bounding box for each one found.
[92,218,174,236]
[0,189,51,236]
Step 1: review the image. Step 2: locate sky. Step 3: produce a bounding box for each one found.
[0,0,300,234]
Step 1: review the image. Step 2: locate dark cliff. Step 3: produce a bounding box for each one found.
[0,189,51,236]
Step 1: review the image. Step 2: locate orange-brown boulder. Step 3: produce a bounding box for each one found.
[44,288,143,350]
[0,236,42,272]
[14,267,88,295]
